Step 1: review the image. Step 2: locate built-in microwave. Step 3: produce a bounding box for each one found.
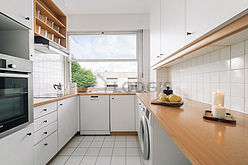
[0,53,33,138]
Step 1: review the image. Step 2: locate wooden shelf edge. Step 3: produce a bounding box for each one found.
[36,1,65,28]
[152,9,248,70]
[39,0,65,17]
[34,32,67,49]
[36,17,65,39]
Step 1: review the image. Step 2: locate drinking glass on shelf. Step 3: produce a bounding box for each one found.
[47,20,54,28]
[36,9,40,18]
[39,14,47,23]
[53,25,60,33]
[54,37,60,45]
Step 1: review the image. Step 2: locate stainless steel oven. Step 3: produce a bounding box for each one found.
[0,53,33,138]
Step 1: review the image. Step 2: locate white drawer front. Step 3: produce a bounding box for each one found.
[34,111,57,132]
[34,102,57,119]
[34,131,58,165]
[34,121,57,145]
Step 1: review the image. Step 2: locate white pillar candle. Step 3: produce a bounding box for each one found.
[212,90,225,106]
[212,104,226,118]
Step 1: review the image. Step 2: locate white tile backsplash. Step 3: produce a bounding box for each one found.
[166,40,248,113]
[33,53,64,97]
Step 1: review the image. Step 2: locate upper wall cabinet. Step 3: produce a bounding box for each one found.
[150,0,161,66]
[34,0,67,48]
[186,0,248,44]
[0,0,33,29]
[160,0,185,60]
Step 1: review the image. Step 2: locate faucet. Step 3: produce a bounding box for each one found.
[53,83,62,90]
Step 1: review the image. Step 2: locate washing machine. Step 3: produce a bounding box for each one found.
[139,106,153,165]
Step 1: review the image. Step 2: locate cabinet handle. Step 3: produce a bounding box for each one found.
[112,98,114,100]
[187,32,192,36]
[27,133,32,136]
[44,120,48,123]
[44,143,48,146]
[139,103,141,105]
[160,54,164,56]
[44,132,48,134]
[25,17,30,20]
[60,104,63,106]
[43,108,47,111]
[157,56,160,58]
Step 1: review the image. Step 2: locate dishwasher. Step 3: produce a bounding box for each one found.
[80,95,110,135]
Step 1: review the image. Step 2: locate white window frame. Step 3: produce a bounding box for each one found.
[67,30,143,90]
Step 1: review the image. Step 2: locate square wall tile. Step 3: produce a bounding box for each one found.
[111,157,125,165]
[245,84,248,99]
[231,83,244,98]
[231,97,245,112]
[231,55,245,70]
[245,69,248,83]
[204,92,211,103]
[95,157,111,165]
[65,156,83,165]
[210,61,219,72]
[80,156,97,165]
[231,42,244,57]
[211,72,219,83]
[220,46,231,59]
[245,54,248,68]
[204,53,211,63]
[220,71,230,83]
[220,82,231,96]
[245,99,248,113]
[245,40,248,54]
[219,58,230,71]
[224,95,231,109]
[231,69,244,83]
[211,51,219,61]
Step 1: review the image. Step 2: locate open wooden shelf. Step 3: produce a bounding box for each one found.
[152,9,248,69]
[34,0,67,48]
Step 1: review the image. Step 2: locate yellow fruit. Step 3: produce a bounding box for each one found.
[168,94,180,102]
[159,94,168,102]
[178,96,182,102]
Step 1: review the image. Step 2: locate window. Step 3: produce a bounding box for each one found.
[69,31,141,91]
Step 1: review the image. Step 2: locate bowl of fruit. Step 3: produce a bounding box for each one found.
[151,94,184,107]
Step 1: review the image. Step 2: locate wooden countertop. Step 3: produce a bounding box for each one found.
[136,93,248,165]
[34,92,136,107]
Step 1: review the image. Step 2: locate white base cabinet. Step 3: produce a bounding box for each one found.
[58,96,78,150]
[0,124,34,165]
[110,95,135,131]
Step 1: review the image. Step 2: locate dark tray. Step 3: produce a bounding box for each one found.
[151,99,184,107]
[203,110,236,124]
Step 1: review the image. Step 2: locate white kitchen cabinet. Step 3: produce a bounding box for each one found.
[110,95,135,131]
[0,0,33,29]
[150,0,161,67]
[186,0,248,44]
[0,124,34,165]
[160,0,185,58]
[58,96,78,150]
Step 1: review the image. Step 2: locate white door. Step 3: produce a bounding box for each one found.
[186,0,248,44]
[160,0,186,58]
[58,96,78,150]
[110,95,135,131]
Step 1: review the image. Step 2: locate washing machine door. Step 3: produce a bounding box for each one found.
[140,116,150,160]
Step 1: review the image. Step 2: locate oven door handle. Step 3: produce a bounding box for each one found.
[0,73,30,78]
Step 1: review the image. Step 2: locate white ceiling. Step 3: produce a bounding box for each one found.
[65,0,151,15]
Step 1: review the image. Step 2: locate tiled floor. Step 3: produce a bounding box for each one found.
[49,134,143,165]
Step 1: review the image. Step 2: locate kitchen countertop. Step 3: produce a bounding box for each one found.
[33,92,136,107]
[136,93,248,165]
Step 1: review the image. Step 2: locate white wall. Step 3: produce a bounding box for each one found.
[165,40,248,113]
[67,14,149,31]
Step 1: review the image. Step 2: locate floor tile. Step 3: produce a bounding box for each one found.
[126,157,141,165]
[111,157,125,165]
[71,135,84,142]
[82,136,95,142]
[80,156,97,165]
[99,147,113,156]
[72,147,88,156]
[112,147,125,157]
[95,157,111,165]
[66,141,80,148]
[126,141,138,148]
[58,147,76,156]
[79,141,92,148]
[104,136,115,142]
[102,141,114,148]
[115,136,125,142]
[126,148,140,157]
[85,147,101,156]
[64,156,83,165]
[114,141,125,147]
[93,136,105,142]
[90,141,103,147]
[49,156,69,165]
[126,136,137,142]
